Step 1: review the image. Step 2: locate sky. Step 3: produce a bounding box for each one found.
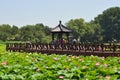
[0,0,120,27]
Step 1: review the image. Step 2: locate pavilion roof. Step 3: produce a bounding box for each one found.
[51,21,72,33]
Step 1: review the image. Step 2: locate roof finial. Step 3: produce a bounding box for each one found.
[59,20,62,24]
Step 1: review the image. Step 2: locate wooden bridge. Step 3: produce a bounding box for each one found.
[6,43,120,57]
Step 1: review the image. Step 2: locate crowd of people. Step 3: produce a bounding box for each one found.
[51,38,77,45]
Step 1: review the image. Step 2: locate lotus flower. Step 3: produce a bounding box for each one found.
[106,76,111,80]
[36,68,41,72]
[53,57,58,61]
[101,57,105,60]
[67,59,71,62]
[96,62,100,66]
[83,66,87,69]
[1,61,7,66]
[79,58,83,62]
[66,67,69,71]
[99,76,103,79]
[118,71,120,74]
[59,76,64,79]
[104,63,107,67]
[71,56,75,58]
[76,56,79,59]
[45,66,49,69]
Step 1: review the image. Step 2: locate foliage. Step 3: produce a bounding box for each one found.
[66,18,86,41]
[0,44,120,79]
[94,7,120,42]
[19,24,51,43]
[66,19,102,42]
[0,24,51,43]
[0,24,12,41]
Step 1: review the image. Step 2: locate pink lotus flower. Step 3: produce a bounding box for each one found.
[76,56,79,59]
[53,57,58,61]
[83,66,87,69]
[79,58,83,62]
[118,71,120,74]
[59,76,64,79]
[106,76,111,80]
[96,62,100,66]
[36,68,41,72]
[67,59,71,62]
[91,55,94,57]
[71,56,75,58]
[66,67,69,71]
[99,76,103,79]
[101,57,105,60]
[1,62,7,66]
[45,66,49,69]
[104,63,107,67]
[118,60,120,63]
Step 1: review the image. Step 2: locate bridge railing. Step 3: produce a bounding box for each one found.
[6,43,120,52]
[6,43,26,52]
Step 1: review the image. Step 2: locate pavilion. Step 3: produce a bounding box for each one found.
[51,21,72,44]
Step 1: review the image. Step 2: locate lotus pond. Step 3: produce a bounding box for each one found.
[0,44,120,80]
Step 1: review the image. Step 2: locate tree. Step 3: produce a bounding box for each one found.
[66,18,101,42]
[83,21,102,42]
[11,25,20,40]
[66,18,86,41]
[11,25,19,35]
[19,23,51,43]
[94,7,120,42]
[0,24,12,41]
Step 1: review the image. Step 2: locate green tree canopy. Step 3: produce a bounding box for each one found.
[66,18,101,42]
[66,18,86,41]
[94,7,120,42]
[0,24,12,41]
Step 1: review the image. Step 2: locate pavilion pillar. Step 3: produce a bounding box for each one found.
[52,33,54,40]
[58,33,62,40]
[60,33,62,39]
[66,33,70,43]
[58,33,60,40]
